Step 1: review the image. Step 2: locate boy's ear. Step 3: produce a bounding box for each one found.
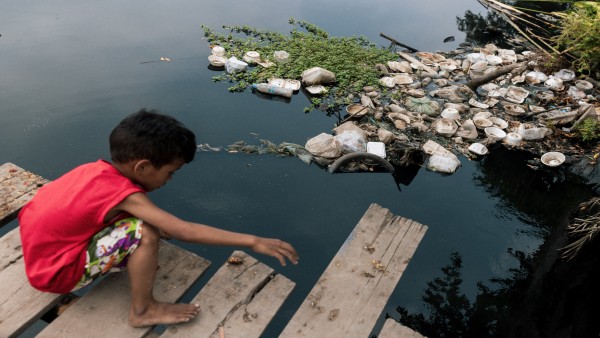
[133,159,153,175]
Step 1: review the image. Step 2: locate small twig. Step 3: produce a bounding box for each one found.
[380,33,419,53]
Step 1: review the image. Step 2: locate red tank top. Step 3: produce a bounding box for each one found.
[18,160,145,293]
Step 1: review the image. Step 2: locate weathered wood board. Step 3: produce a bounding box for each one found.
[160,250,295,338]
[0,163,48,227]
[280,203,428,338]
[377,318,425,338]
[0,227,64,338]
[36,240,211,338]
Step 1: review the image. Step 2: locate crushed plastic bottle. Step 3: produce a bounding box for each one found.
[250,83,293,98]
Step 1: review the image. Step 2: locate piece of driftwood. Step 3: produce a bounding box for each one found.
[465,62,524,91]
[380,33,419,53]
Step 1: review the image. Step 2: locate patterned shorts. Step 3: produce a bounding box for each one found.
[72,217,143,291]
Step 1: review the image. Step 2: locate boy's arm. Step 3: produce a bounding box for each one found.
[114,192,298,265]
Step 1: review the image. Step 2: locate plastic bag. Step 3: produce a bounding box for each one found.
[305,133,342,158]
[334,130,366,154]
[301,67,336,86]
[427,154,461,174]
[225,57,248,74]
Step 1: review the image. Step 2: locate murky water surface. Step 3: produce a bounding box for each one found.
[0,1,591,335]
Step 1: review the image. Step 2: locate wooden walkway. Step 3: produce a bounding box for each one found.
[0,162,426,338]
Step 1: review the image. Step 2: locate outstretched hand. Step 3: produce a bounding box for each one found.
[251,237,299,266]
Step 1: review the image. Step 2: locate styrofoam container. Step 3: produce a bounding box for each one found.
[367,141,386,158]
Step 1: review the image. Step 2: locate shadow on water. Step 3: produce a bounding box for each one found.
[385,145,598,337]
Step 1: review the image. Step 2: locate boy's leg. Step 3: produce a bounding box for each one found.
[126,222,200,327]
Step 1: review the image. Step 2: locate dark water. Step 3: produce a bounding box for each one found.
[0,1,593,336]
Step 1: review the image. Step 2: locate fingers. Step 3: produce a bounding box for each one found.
[255,238,299,266]
[273,240,299,266]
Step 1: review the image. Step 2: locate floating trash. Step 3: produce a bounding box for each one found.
[243,51,261,64]
[567,86,586,100]
[554,69,575,82]
[440,107,460,120]
[393,73,414,85]
[505,86,529,104]
[457,119,478,140]
[503,132,523,147]
[367,142,386,158]
[484,126,507,141]
[405,96,440,116]
[489,116,508,129]
[517,123,552,140]
[208,55,227,67]
[268,78,301,91]
[469,60,488,77]
[575,79,594,93]
[545,76,564,91]
[379,76,396,88]
[525,71,548,84]
[433,118,458,137]
[538,108,578,125]
[469,98,489,109]
[306,85,326,95]
[387,60,412,73]
[485,55,503,66]
[211,45,225,56]
[468,142,488,156]
[438,60,458,72]
[473,118,493,129]
[541,151,566,167]
[346,104,369,117]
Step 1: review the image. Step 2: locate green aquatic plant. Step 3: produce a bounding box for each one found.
[201,19,397,113]
[552,1,600,75]
[575,118,600,142]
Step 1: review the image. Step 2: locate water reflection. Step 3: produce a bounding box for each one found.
[390,146,594,337]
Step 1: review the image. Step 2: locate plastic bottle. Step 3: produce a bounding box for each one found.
[251,83,293,98]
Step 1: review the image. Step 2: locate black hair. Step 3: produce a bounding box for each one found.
[109,109,197,167]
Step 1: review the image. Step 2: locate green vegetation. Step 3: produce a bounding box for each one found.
[576,118,600,142]
[201,19,397,113]
[552,1,600,75]
[479,0,600,76]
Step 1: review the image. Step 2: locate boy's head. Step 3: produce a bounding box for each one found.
[109,109,197,168]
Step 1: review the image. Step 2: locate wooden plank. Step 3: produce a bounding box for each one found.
[0,163,49,227]
[160,250,295,338]
[37,240,211,338]
[377,318,425,338]
[0,228,64,338]
[279,203,428,338]
[219,273,295,338]
[0,227,22,270]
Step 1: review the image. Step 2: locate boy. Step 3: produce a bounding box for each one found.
[18,109,299,327]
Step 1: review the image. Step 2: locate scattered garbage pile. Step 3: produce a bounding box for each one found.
[207,44,600,175]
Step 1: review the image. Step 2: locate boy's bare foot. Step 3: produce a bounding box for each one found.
[129,301,200,327]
